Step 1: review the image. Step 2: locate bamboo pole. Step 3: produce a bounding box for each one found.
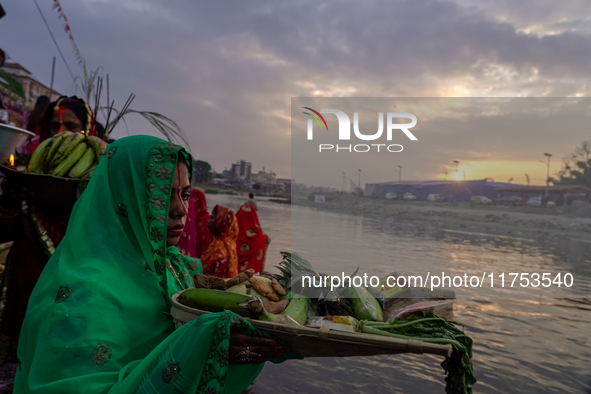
[49,56,55,100]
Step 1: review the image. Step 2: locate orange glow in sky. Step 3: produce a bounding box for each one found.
[435,160,562,185]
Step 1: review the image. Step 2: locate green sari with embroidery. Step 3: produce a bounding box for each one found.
[14,136,267,393]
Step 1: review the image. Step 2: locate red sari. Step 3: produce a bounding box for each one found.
[176,189,212,259]
[200,206,239,278]
[236,203,268,273]
[0,205,67,368]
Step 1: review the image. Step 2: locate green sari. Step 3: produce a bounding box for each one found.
[14,136,267,393]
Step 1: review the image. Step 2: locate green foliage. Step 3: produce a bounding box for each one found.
[193,160,212,183]
[76,67,189,148]
[273,252,356,317]
[74,67,102,103]
[552,140,591,187]
[102,107,189,148]
[364,311,476,394]
[0,69,25,98]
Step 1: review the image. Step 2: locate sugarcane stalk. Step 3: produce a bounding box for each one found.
[360,323,467,352]
[363,317,447,330]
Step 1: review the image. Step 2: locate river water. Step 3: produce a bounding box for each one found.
[207,194,591,394]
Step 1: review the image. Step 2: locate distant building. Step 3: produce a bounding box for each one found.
[229,160,252,181]
[241,160,252,180]
[230,163,239,181]
[252,170,276,186]
[1,62,61,109]
[262,183,277,194]
[496,184,591,200]
[276,178,292,195]
[365,179,515,202]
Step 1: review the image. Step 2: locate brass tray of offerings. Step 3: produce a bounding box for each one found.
[170,291,452,359]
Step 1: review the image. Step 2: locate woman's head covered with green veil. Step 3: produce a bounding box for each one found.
[16,135,292,394]
[45,135,196,306]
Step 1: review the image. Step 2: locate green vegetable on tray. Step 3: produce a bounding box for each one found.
[178,287,308,326]
[178,288,251,317]
[178,252,475,394]
[282,293,308,325]
[346,285,384,321]
[274,252,358,318]
[361,311,476,394]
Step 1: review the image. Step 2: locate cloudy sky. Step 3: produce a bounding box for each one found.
[2,0,591,187]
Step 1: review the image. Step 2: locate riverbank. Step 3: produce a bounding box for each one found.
[292,194,591,239]
[193,184,290,200]
[268,198,291,204]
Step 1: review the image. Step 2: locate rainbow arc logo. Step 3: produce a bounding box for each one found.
[302,107,328,131]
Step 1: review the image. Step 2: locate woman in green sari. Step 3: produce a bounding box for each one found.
[14,136,285,393]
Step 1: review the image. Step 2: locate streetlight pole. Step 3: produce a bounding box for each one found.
[398,165,402,182]
[342,172,346,192]
[49,56,56,101]
[358,169,362,195]
[544,153,552,196]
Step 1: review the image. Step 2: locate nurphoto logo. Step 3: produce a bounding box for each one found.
[302,107,418,153]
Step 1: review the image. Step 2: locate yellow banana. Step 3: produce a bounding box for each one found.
[27,138,53,173]
[46,131,73,164]
[50,132,85,168]
[87,136,106,163]
[50,142,87,177]
[68,146,96,178]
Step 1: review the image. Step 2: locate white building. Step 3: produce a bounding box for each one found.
[1,62,61,109]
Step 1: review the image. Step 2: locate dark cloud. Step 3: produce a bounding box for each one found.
[1,0,590,183]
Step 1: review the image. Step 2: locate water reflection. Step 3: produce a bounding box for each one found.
[289,207,591,298]
[206,195,591,393]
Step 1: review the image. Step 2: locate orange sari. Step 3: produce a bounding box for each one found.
[200,205,239,278]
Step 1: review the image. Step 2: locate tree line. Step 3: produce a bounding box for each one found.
[550,140,591,188]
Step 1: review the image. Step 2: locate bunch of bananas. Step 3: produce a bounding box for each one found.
[26,131,106,178]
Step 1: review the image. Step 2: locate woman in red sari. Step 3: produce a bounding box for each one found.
[235,203,271,274]
[200,205,239,278]
[175,189,211,259]
[0,96,98,391]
